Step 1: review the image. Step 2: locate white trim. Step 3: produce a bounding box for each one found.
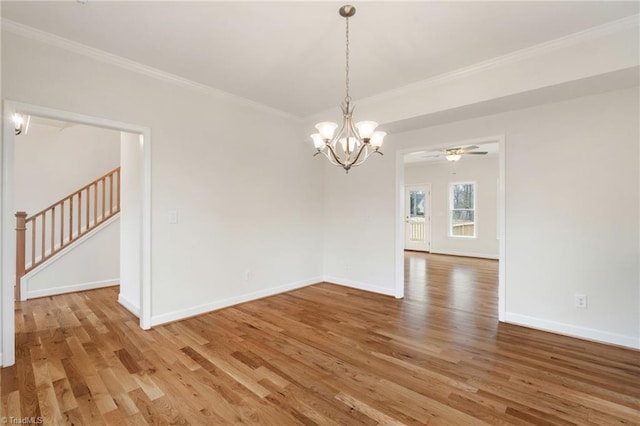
[1,19,297,121]
[395,152,406,299]
[118,293,140,317]
[2,104,17,367]
[1,101,152,366]
[140,131,152,330]
[20,215,120,300]
[429,249,498,260]
[150,277,321,326]
[497,136,506,322]
[505,312,640,350]
[350,15,640,112]
[26,278,118,300]
[323,276,397,297]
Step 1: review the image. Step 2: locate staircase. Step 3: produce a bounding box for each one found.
[15,167,121,300]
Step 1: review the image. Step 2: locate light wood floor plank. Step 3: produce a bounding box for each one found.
[2,252,638,424]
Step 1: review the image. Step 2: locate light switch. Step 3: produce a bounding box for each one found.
[168,210,178,224]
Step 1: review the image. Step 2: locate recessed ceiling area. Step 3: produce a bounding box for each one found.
[2,1,638,117]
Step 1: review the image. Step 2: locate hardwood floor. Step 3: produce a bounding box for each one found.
[2,252,639,424]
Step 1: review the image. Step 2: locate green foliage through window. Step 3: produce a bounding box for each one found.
[450,183,475,237]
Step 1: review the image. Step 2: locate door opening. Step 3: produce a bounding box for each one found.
[404,184,430,252]
[2,101,152,367]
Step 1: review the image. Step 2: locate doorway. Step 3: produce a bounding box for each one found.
[395,135,505,319]
[404,184,430,252]
[2,101,152,367]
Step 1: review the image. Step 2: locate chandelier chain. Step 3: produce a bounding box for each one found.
[345,16,351,104]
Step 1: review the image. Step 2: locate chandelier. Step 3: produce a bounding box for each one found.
[311,5,385,173]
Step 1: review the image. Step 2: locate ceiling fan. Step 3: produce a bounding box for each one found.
[422,145,489,162]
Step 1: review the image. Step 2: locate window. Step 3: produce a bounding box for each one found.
[450,182,476,238]
[409,190,425,218]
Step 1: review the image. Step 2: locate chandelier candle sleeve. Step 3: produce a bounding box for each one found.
[310,5,385,173]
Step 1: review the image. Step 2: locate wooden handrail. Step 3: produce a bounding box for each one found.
[15,167,121,294]
[26,167,120,219]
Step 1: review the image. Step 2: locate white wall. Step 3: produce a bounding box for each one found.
[323,87,639,348]
[1,31,324,328]
[405,156,499,258]
[15,121,120,216]
[22,217,119,299]
[119,132,142,316]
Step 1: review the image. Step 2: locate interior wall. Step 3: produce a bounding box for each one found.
[23,217,119,298]
[323,87,639,348]
[1,31,324,326]
[14,121,120,216]
[404,156,499,258]
[119,132,142,315]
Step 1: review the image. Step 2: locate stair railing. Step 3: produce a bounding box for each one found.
[15,167,121,299]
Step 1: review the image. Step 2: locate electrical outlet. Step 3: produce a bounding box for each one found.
[575,294,587,309]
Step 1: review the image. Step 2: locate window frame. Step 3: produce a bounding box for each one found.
[449,181,477,239]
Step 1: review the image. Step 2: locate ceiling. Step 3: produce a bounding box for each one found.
[2,1,638,118]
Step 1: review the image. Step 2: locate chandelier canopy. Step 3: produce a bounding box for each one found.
[311,5,385,173]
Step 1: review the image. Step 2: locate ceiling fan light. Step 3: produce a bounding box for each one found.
[315,122,338,140]
[445,154,461,162]
[355,121,378,140]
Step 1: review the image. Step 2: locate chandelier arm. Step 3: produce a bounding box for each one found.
[346,112,363,142]
[328,118,347,148]
[317,148,342,167]
[350,144,372,167]
[326,144,346,167]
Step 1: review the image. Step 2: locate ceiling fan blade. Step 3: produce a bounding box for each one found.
[465,151,488,155]
[461,145,479,151]
[422,154,441,158]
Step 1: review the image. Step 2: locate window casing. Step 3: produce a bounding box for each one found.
[449,182,476,238]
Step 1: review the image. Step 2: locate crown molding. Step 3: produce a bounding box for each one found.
[1,19,299,121]
[305,14,640,121]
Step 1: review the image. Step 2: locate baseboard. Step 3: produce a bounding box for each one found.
[118,293,140,317]
[430,249,499,260]
[150,277,321,327]
[26,278,119,299]
[322,276,397,297]
[505,312,640,349]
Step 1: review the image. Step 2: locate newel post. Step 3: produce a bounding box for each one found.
[15,211,27,301]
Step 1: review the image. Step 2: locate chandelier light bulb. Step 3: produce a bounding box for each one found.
[315,122,338,140]
[355,121,378,140]
[370,131,386,149]
[339,137,359,153]
[311,134,325,149]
